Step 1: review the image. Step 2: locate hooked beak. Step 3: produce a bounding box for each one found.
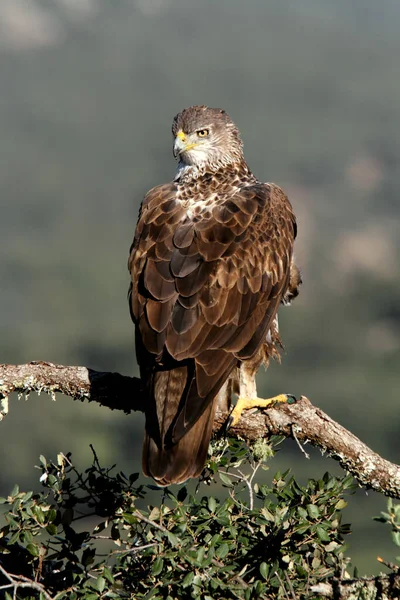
[173,130,197,158]
[173,132,186,158]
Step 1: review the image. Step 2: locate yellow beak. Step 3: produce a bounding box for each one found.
[174,129,197,158]
[176,131,186,142]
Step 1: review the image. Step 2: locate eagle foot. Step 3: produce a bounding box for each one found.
[228,393,296,428]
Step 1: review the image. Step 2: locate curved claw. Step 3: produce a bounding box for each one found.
[285,394,297,405]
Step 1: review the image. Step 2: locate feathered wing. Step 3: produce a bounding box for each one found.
[129,176,296,485]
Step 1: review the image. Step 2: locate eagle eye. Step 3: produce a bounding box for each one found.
[196,129,210,138]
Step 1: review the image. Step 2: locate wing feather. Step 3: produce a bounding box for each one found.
[175,262,214,297]
[173,223,195,248]
[145,298,174,333]
[170,248,202,277]
[171,303,200,335]
[143,260,176,301]
[129,177,296,448]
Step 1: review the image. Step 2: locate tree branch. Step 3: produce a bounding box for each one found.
[1,361,400,499]
[0,564,56,600]
[310,573,400,600]
[0,361,142,415]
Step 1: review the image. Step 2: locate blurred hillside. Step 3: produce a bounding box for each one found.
[1,0,400,574]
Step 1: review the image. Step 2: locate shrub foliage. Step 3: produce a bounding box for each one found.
[0,438,357,599]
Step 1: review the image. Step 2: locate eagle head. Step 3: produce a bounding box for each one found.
[172,105,244,172]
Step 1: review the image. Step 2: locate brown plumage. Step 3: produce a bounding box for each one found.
[128,105,298,485]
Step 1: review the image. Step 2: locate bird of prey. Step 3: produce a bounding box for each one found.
[128,105,300,486]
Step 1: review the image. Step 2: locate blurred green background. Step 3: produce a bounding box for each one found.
[1,0,400,575]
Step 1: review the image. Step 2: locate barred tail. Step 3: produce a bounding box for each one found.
[142,367,218,486]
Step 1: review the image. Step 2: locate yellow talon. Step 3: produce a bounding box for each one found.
[228,393,295,428]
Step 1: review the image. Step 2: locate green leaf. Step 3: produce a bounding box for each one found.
[216,516,230,527]
[210,534,222,546]
[9,531,20,544]
[312,556,321,569]
[152,557,164,576]
[26,543,40,557]
[22,491,33,503]
[219,472,233,487]
[342,474,355,489]
[296,565,309,577]
[95,576,106,593]
[208,496,217,513]
[35,507,46,524]
[48,508,57,522]
[254,581,265,596]
[121,512,137,525]
[166,531,179,546]
[260,561,269,579]
[391,531,400,547]
[307,504,320,519]
[195,546,206,566]
[103,567,115,584]
[216,543,229,559]
[316,525,331,542]
[192,574,202,596]
[10,484,19,498]
[182,572,194,587]
[46,524,57,535]
[21,530,33,544]
[47,474,57,486]
[297,506,308,519]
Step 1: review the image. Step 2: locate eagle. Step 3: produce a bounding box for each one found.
[128,105,300,486]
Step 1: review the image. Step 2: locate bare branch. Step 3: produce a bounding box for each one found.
[0,564,55,600]
[310,573,400,599]
[1,361,400,499]
[0,361,142,415]
[132,509,169,534]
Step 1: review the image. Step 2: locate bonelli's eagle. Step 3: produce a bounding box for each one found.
[129,106,300,485]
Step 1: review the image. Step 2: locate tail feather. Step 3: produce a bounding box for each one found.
[142,398,217,485]
[142,366,219,486]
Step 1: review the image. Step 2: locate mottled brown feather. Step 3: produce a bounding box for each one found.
[143,260,176,301]
[173,223,195,248]
[145,298,174,333]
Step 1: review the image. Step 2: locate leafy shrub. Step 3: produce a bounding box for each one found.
[0,438,355,599]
